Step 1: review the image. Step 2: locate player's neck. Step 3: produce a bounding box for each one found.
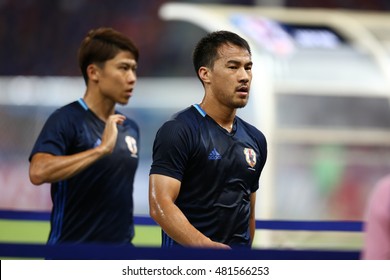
[199,101,236,132]
[83,92,115,122]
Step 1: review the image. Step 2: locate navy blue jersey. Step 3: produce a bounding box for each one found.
[150,104,267,247]
[29,99,139,245]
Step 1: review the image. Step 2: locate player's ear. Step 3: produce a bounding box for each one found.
[87,64,99,82]
[198,66,211,84]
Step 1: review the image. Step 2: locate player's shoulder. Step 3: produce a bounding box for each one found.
[165,105,202,128]
[173,105,201,121]
[47,100,85,123]
[155,106,201,140]
[237,116,266,141]
[53,100,85,115]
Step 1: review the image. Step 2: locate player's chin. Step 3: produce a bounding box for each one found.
[234,99,248,108]
[118,97,131,105]
[236,104,247,109]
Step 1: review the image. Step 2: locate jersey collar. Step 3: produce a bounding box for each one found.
[78,98,89,111]
[193,104,206,117]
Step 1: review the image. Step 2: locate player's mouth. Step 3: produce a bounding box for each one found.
[236,85,249,95]
[125,88,133,98]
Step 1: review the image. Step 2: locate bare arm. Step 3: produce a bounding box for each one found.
[249,192,256,246]
[362,176,390,259]
[29,114,125,185]
[149,174,230,249]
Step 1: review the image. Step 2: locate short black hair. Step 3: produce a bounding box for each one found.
[78,27,139,84]
[192,30,251,82]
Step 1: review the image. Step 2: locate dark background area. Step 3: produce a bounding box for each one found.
[0,0,389,77]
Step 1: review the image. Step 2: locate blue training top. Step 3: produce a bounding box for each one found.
[29,99,139,245]
[150,105,267,247]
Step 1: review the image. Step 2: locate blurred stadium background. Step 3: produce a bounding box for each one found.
[1,0,390,257]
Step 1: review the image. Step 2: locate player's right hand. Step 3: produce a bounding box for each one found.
[99,114,126,154]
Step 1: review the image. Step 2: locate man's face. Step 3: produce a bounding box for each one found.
[208,43,252,109]
[96,50,138,105]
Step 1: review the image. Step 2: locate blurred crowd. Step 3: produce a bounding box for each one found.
[0,0,388,77]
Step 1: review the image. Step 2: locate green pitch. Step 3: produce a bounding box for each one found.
[0,219,161,246]
[0,219,363,257]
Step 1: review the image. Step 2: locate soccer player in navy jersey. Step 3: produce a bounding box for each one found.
[29,27,140,245]
[149,31,267,249]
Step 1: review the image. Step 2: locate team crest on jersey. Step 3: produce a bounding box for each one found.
[125,136,138,158]
[243,148,256,168]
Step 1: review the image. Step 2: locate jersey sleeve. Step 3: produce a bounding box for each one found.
[149,119,192,181]
[29,109,75,161]
[251,128,268,193]
[257,130,268,175]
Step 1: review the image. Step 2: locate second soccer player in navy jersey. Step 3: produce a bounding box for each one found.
[149,31,267,249]
[29,27,140,245]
